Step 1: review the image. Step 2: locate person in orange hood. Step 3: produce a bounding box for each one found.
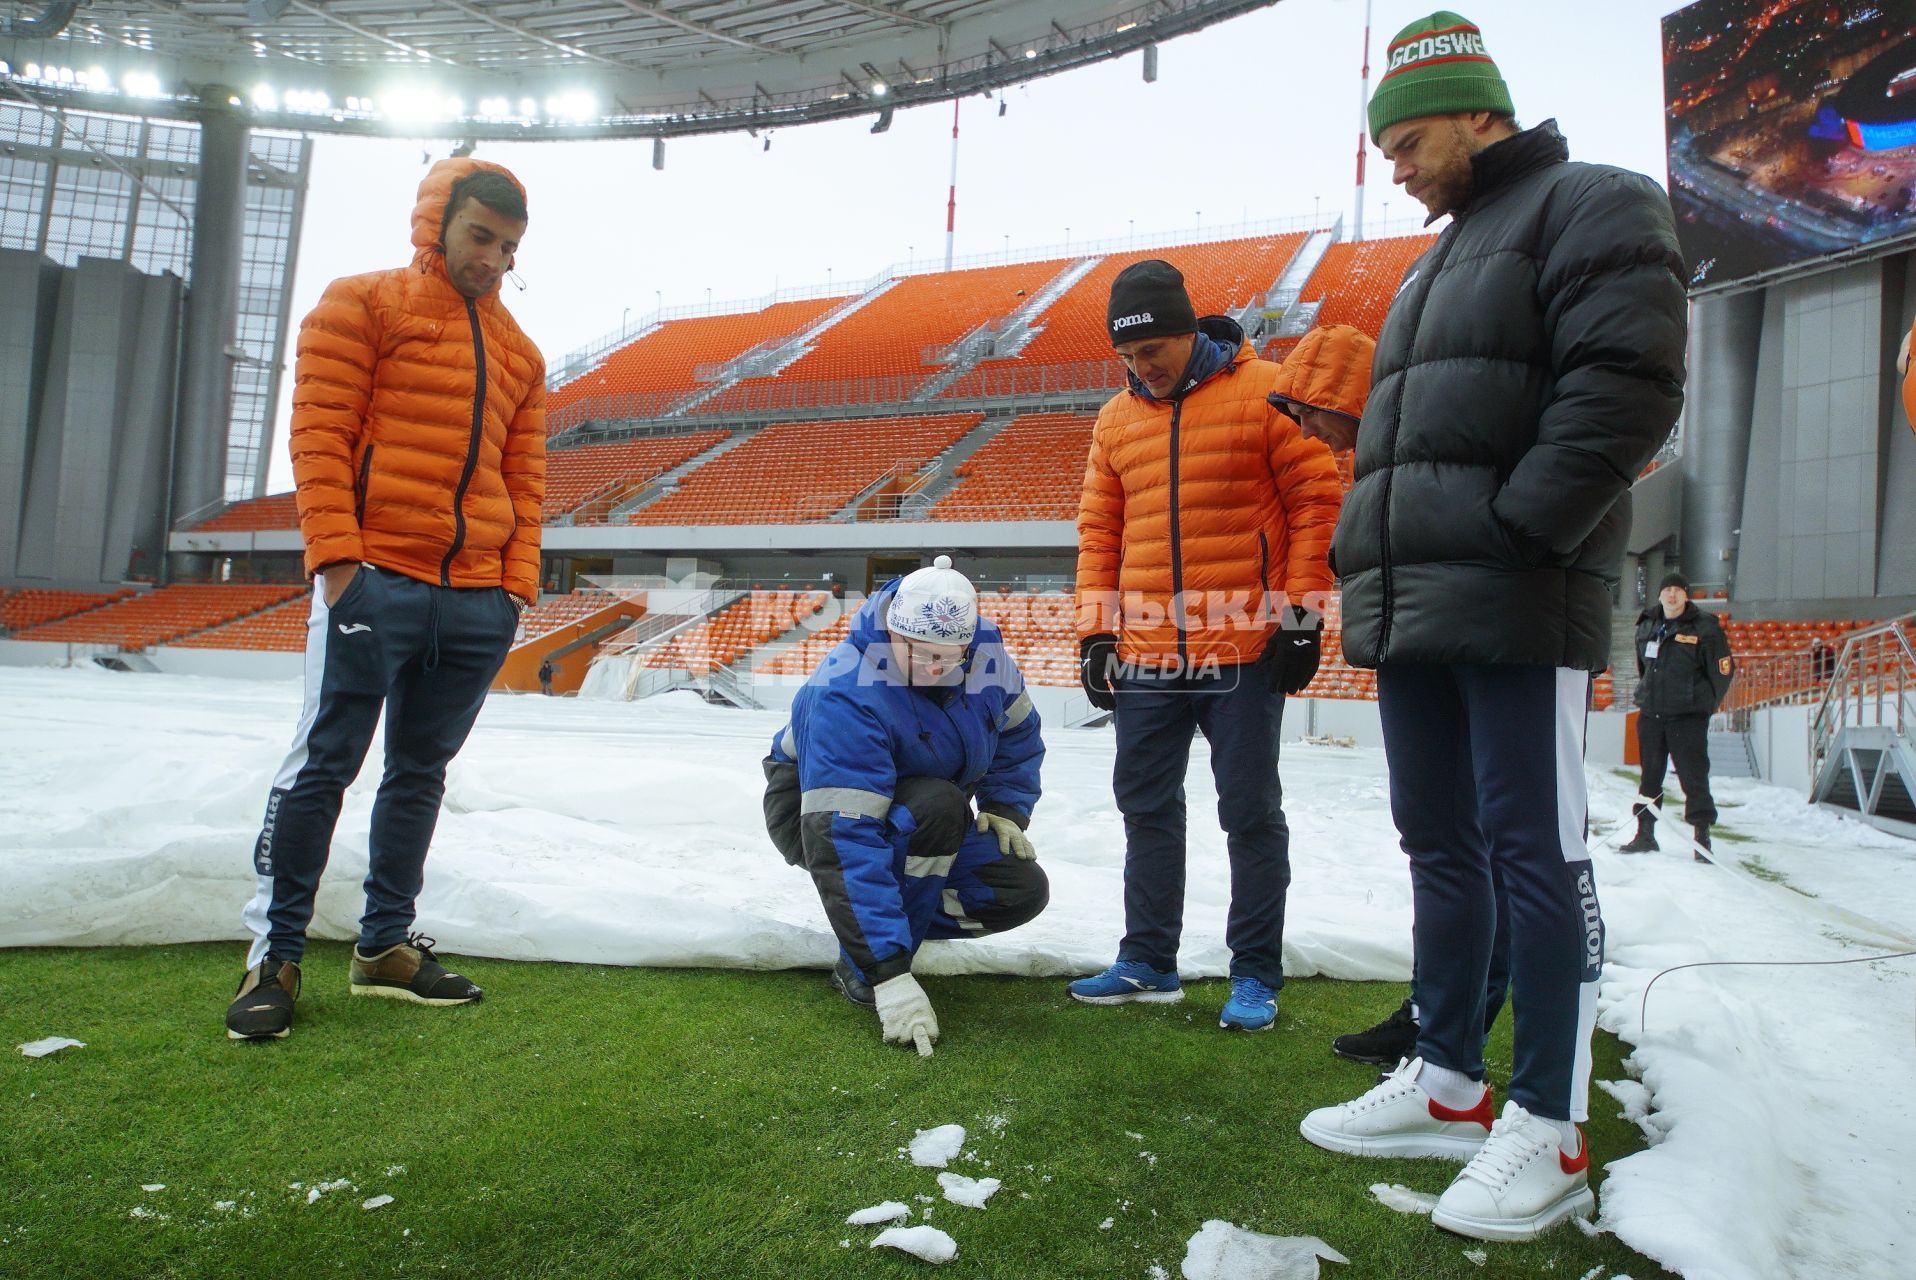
[226,158,545,1042]
[1068,260,1342,1032]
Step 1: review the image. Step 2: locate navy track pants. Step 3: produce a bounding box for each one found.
[1377,663,1602,1123]
[243,565,517,964]
[1110,666,1290,990]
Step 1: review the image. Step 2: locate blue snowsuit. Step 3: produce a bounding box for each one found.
[763,583,1047,984]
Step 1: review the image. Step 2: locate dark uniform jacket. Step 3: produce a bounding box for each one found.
[1633,603,1734,716]
[1332,121,1688,671]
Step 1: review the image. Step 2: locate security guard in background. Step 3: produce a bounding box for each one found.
[1619,572,1735,858]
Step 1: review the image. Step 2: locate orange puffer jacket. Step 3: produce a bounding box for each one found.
[290,157,545,600]
[1077,325,1344,669]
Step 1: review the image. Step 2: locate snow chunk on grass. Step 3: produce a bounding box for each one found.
[362,1195,394,1211]
[1462,1248,1488,1266]
[936,1172,1000,1209]
[140,1184,165,1193]
[18,1037,84,1059]
[1368,1183,1438,1215]
[870,1225,957,1264]
[1181,1221,1348,1279]
[908,1124,966,1168]
[845,1201,910,1226]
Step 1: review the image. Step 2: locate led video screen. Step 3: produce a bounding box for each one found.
[1665,0,1916,292]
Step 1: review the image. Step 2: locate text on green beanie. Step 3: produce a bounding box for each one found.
[1368,11,1514,144]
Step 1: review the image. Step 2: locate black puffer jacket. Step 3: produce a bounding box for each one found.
[1633,603,1734,716]
[1332,122,1687,671]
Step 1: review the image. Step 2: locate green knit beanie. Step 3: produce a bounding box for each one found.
[1368,11,1513,143]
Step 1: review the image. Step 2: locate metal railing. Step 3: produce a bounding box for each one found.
[544,360,1128,435]
[1808,613,1916,781]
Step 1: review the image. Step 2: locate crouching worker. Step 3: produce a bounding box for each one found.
[762,556,1048,1056]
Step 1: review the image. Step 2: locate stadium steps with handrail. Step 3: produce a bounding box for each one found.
[1263,220,1341,340]
[896,412,1024,517]
[912,256,1104,400]
[666,281,903,416]
[606,429,762,521]
[1808,613,1916,837]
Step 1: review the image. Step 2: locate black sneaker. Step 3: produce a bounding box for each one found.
[1692,823,1713,863]
[829,956,876,1010]
[226,957,300,1040]
[1332,998,1419,1066]
[349,935,483,1006]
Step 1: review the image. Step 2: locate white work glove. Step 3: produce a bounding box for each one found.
[872,973,939,1057]
[976,811,1036,860]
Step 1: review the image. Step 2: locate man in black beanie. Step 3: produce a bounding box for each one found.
[1070,258,1342,1033]
[1618,572,1735,857]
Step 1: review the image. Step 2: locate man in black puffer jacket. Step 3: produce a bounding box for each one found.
[1618,572,1735,857]
[1296,11,1688,1245]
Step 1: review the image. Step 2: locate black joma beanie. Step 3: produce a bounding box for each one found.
[1108,259,1198,345]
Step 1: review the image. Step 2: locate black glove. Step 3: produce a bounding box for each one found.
[1259,607,1322,695]
[1079,633,1120,711]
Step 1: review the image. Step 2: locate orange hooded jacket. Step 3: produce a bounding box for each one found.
[1269,324,1374,426]
[1076,329,1344,669]
[290,158,546,600]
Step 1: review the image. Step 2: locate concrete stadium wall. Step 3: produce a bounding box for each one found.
[1731,256,1916,617]
[0,250,182,587]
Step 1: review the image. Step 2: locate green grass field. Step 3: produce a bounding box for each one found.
[2,945,1676,1279]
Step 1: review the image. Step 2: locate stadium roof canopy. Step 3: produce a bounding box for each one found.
[0,0,1277,140]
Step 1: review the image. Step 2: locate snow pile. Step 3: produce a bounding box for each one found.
[845,1201,910,1226]
[1180,1220,1347,1279]
[907,1124,966,1168]
[936,1172,999,1208]
[361,1194,394,1210]
[870,1225,957,1264]
[1366,1184,1436,1215]
[18,1037,84,1058]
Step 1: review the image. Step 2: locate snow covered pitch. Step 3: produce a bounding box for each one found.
[3,666,1912,1278]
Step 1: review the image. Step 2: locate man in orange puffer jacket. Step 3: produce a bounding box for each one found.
[1067,260,1343,1032]
[225,158,545,1042]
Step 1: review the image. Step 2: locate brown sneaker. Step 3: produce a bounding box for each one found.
[349,935,483,1006]
[226,957,301,1040]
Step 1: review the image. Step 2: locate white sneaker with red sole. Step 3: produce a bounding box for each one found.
[1298,1056,1495,1160]
[1431,1101,1596,1242]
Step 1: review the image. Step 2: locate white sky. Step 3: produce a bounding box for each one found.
[263,0,1692,491]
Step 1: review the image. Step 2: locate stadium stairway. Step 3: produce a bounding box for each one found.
[665,282,902,416]
[607,430,760,522]
[1262,223,1340,340]
[896,412,1024,516]
[493,590,646,695]
[911,257,1102,399]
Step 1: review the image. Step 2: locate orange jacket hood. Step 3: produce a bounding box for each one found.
[1272,324,1374,421]
[408,157,528,294]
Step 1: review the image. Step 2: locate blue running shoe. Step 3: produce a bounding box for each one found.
[1068,960,1184,1005]
[1219,976,1278,1031]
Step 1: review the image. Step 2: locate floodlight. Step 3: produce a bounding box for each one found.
[251,83,276,110]
[872,81,888,96]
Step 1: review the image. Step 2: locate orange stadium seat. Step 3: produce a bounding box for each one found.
[631,413,981,525]
[699,260,1069,410]
[544,297,850,432]
[942,232,1311,397]
[195,492,301,532]
[931,413,1095,521]
[1,587,136,633]
[543,431,729,522]
[647,590,830,674]
[14,584,305,650]
[1297,235,1439,338]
